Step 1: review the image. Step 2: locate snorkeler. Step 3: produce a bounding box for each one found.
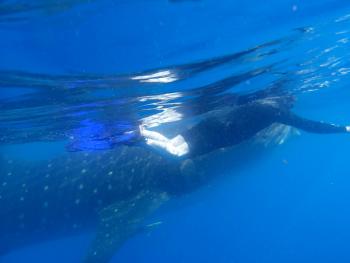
[140,96,350,158]
[67,89,349,155]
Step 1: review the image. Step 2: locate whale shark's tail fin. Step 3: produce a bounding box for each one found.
[84,190,169,263]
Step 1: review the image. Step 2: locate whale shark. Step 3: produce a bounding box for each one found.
[0,143,219,262]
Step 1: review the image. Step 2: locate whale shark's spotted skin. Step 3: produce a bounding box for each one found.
[0,146,185,262]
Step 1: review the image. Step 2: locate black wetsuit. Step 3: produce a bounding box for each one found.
[182,101,347,158]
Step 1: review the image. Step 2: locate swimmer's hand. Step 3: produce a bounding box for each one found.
[346,126,350,132]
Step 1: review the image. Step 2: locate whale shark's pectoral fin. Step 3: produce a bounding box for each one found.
[84,190,169,263]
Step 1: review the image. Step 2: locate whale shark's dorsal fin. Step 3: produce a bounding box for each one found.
[84,190,169,263]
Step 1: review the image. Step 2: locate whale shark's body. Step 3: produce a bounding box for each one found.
[0,145,208,262]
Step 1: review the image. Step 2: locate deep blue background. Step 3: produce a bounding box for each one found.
[2,0,350,262]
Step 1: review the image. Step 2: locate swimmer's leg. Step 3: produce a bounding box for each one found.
[140,126,189,157]
[140,126,169,142]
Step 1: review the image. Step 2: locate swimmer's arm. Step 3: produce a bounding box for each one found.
[277,111,350,134]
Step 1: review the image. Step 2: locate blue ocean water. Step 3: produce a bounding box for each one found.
[1,0,350,262]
